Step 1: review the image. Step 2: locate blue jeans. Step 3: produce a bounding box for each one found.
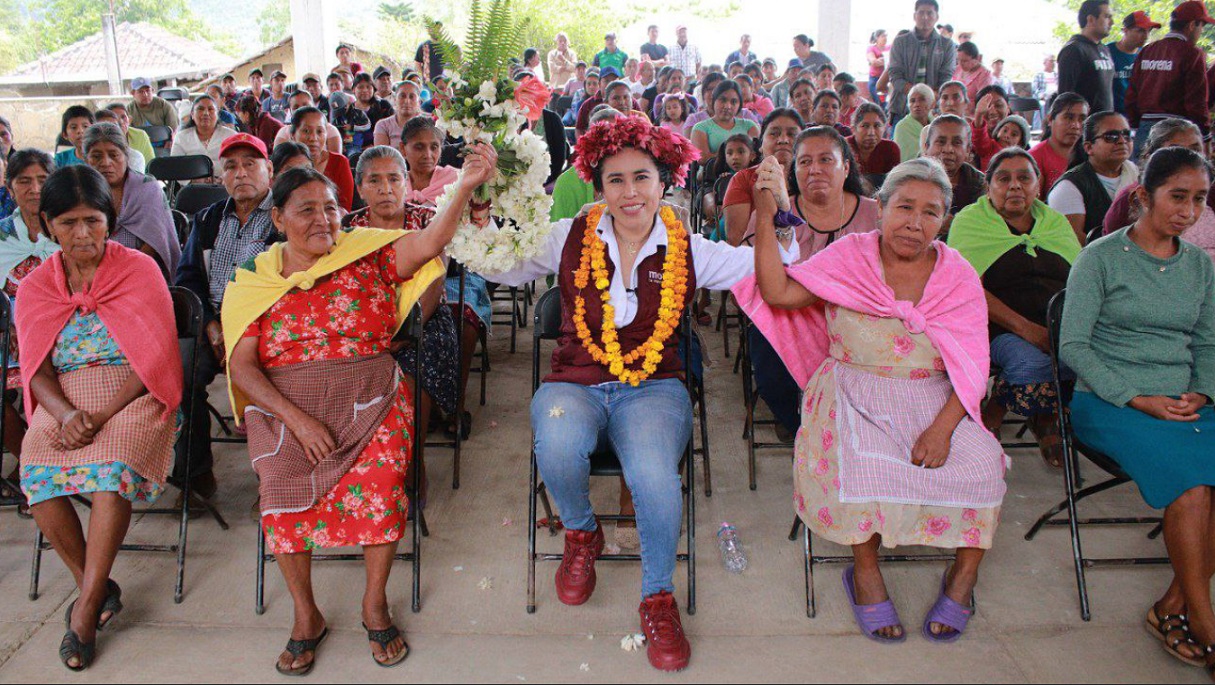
[990,333,1057,386]
[531,378,692,597]
[748,326,801,434]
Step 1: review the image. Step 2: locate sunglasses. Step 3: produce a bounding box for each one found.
[1095,129,1132,143]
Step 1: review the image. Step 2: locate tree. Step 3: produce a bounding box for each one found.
[256,1,291,45]
[379,2,416,24]
[1051,0,1214,52]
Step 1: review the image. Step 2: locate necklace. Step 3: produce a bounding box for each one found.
[572,204,690,386]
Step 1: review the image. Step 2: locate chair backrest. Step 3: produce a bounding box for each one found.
[171,209,191,248]
[158,87,189,102]
[174,183,230,216]
[1009,97,1040,116]
[140,124,174,145]
[147,155,214,183]
[1046,289,1066,380]
[168,286,204,341]
[552,95,573,116]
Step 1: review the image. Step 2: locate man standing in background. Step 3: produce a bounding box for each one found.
[639,25,669,67]
[548,33,578,89]
[1057,0,1115,112]
[1109,11,1160,116]
[668,25,702,80]
[1126,1,1214,156]
[887,0,957,125]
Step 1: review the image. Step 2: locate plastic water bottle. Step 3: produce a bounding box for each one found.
[717,523,748,573]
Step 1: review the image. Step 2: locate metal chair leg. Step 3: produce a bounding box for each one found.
[686,441,697,616]
[806,527,816,618]
[1061,431,1092,621]
[256,525,266,615]
[29,529,44,601]
[527,450,539,614]
[697,379,712,497]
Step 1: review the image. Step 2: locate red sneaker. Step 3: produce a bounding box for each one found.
[639,591,691,672]
[554,526,604,605]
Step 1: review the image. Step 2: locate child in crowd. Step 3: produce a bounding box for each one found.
[660,93,691,135]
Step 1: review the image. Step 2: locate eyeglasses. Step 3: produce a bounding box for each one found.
[1095,129,1132,143]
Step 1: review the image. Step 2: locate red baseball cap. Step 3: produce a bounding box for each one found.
[1124,10,1162,30]
[219,133,269,160]
[1173,1,1215,24]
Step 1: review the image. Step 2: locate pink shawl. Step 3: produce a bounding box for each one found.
[404,165,459,206]
[15,241,182,421]
[732,230,990,422]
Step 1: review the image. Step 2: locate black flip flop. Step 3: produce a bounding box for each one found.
[59,601,95,671]
[363,622,410,667]
[275,627,329,677]
[97,580,122,630]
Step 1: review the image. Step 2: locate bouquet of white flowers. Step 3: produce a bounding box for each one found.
[426,0,553,274]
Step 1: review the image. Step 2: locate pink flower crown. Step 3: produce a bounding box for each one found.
[574,115,701,187]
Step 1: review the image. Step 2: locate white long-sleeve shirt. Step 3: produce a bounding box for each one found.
[484,212,798,328]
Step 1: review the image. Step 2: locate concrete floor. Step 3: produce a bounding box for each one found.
[0,296,1204,683]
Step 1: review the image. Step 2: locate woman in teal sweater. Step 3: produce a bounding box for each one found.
[1060,147,1215,674]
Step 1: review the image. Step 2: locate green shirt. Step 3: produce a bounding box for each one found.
[550,166,595,222]
[126,127,156,165]
[691,117,757,154]
[893,115,924,162]
[1060,227,1215,407]
[127,97,179,131]
[593,49,628,74]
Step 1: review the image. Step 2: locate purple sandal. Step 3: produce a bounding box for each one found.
[842,566,906,643]
[922,570,974,643]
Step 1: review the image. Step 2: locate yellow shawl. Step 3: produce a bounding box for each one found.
[220,226,444,422]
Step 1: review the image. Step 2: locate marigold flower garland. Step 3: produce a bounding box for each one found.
[572,204,690,386]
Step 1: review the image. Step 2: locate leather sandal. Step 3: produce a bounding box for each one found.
[362,622,409,667]
[59,601,95,671]
[1146,605,1204,667]
[97,580,122,630]
[275,627,328,676]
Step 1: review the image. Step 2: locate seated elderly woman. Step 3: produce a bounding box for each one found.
[171,95,237,174]
[1103,118,1215,262]
[1060,147,1215,674]
[479,115,798,672]
[893,83,934,162]
[83,123,180,279]
[343,145,463,457]
[223,148,494,674]
[0,149,58,511]
[846,102,901,176]
[289,106,354,212]
[948,149,1082,467]
[735,157,1007,643]
[1048,111,1137,244]
[16,166,181,670]
[53,106,95,169]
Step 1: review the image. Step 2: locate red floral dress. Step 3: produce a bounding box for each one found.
[244,245,416,554]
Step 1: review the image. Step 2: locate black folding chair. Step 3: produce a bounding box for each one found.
[527,288,697,614]
[738,315,793,491]
[174,183,229,217]
[255,304,427,614]
[1024,290,1167,621]
[551,95,573,117]
[487,282,526,353]
[139,125,174,158]
[29,287,229,605]
[170,210,191,248]
[147,155,214,205]
[157,87,189,102]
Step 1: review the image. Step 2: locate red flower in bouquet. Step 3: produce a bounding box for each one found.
[514,75,552,123]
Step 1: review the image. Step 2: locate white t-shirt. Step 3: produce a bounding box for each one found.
[1047,161,1138,217]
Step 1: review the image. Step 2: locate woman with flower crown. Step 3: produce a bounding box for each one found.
[479,114,798,673]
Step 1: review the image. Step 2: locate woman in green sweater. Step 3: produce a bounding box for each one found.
[1060,147,1215,674]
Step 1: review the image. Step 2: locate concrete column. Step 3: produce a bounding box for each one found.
[817,0,852,73]
[290,0,339,80]
[101,14,123,95]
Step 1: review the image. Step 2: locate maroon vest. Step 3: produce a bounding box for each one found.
[545,215,697,386]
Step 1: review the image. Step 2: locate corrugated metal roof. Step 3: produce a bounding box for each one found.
[0,21,231,86]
